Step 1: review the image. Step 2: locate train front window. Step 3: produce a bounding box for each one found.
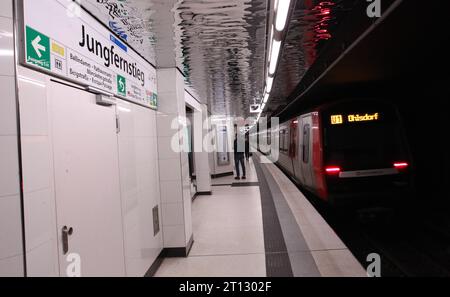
[325,120,407,171]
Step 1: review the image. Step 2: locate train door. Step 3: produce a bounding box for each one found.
[49,81,125,276]
[291,118,302,181]
[299,115,314,188]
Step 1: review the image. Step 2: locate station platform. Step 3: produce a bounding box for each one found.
[155,154,366,277]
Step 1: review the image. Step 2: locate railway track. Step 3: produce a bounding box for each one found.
[317,202,450,277]
[274,160,450,277]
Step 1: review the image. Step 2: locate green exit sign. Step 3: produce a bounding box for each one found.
[26,26,51,70]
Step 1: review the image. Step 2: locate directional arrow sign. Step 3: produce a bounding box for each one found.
[26,26,50,70]
[31,35,46,58]
[117,75,126,96]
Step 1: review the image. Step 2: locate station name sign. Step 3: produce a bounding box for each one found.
[20,0,158,109]
[331,113,380,125]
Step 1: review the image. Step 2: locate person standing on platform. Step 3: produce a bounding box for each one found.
[245,133,250,162]
[234,129,246,180]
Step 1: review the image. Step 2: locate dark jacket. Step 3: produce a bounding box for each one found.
[234,138,244,156]
[245,136,250,154]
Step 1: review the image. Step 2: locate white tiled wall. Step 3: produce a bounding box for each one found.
[194,104,212,193]
[17,66,59,277]
[156,68,193,248]
[0,0,25,277]
[16,68,166,277]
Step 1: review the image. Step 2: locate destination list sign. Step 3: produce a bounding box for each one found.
[22,0,158,109]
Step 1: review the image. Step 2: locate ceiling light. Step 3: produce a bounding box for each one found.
[269,40,281,75]
[268,26,274,63]
[267,77,274,93]
[275,0,291,32]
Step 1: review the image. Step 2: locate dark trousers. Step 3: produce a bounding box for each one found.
[245,151,250,160]
[235,154,246,177]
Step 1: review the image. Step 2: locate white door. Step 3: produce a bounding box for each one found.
[49,81,125,277]
[116,100,163,276]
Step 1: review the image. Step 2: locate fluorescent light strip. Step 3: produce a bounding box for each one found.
[275,0,291,32]
[268,26,274,63]
[263,93,270,104]
[266,77,274,93]
[269,40,281,75]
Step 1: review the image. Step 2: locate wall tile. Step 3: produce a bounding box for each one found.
[0,76,17,136]
[0,1,13,18]
[157,91,179,115]
[0,195,23,259]
[162,203,185,227]
[162,225,186,248]
[0,255,24,277]
[159,158,181,182]
[0,16,14,76]
[21,136,52,193]
[160,180,183,204]
[158,136,180,160]
[156,69,177,93]
[23,188,56,252]
[133,105,155,138]
[0,136,20,197]
[183,198,192,244]
[18,73,49,136]
[156,114,178,138]
[26,240,59,277]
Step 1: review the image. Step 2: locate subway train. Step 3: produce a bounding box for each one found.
[258,99,413,205]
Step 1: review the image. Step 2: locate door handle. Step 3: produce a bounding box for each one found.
[62,226,74,255]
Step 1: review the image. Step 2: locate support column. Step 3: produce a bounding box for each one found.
[156,68,193,255]
[193,104,212,195]
[0,0,25,276]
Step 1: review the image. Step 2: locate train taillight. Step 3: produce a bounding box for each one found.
[325,166,341,175]
[394,162,409,170]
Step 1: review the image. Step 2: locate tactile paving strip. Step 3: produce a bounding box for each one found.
[231,182,260,187]
[253,158,294,277]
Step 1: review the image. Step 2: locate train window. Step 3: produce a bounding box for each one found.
[289,124,298,158]
[278,130,282,151]
[325,121,407,170]
[279,129,289,152]
[303,125,310,163]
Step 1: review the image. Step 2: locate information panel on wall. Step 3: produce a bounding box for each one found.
[20,0,158,109]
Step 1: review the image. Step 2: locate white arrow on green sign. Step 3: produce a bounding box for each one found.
[26,26,51,70]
